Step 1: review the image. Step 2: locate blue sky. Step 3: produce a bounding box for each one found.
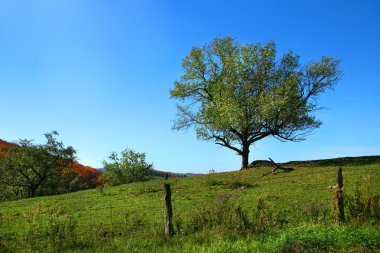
[1,0,379,173]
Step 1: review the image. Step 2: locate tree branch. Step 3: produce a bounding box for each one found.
[213,135,242,155]
[261,158,294,177]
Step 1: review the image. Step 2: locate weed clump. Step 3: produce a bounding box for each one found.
[20,204,78,252]
[345,174,380,222]
[302,202,329,223]
[180,194,288,236]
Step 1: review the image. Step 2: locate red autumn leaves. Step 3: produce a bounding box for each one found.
[0,139,103,187]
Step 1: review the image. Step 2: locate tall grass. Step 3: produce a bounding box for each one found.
[0,157,379,252]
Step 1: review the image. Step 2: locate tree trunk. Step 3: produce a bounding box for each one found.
[29,185,37,198]
[240,143,250,170]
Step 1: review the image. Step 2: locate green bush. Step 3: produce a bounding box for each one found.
[103,148,153,186]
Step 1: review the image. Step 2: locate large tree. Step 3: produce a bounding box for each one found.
[0,131,76,198]
[170,37,342,169]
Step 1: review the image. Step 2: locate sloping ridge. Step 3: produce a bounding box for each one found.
[250,155,380,168]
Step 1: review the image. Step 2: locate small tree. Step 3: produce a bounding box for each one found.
[0,131,76,198]
[171,37,342,169]
[103,148,152,185]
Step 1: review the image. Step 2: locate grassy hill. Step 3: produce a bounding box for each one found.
[1,156,379,252]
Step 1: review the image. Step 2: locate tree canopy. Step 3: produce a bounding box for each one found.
[0,131,76,198]
[170,37,342,169]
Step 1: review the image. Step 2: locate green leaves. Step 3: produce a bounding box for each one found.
[0,131,77,199]
[170,37,342,168]
[103,148,153,186]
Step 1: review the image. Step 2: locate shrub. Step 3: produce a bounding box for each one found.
[103,148,153,186]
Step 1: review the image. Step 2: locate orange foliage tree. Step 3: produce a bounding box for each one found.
[0,135,103,200]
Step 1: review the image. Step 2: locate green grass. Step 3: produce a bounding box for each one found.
[1,156,379,252]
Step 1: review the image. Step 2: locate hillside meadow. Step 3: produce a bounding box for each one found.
[1,156,379,252]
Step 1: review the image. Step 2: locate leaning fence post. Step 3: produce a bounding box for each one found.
[335,166,345,222]
[163,183,174,237]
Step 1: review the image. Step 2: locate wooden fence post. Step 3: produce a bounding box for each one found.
[335,167,345,222]
[163,183,174,237]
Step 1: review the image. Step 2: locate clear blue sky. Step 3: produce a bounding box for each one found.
[1,0,379,173]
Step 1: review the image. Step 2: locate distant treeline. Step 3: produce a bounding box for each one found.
[150,169,187,178]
